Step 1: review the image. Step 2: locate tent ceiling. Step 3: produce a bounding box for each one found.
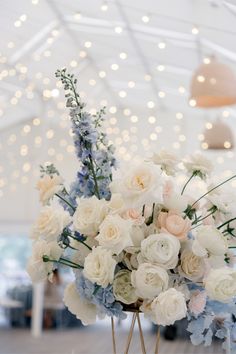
[1,0,236,223]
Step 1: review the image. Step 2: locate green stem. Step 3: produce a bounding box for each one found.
[43,256,83,269]
[192,208,217,226]
[89,155,101,199]
[181,173,195,195]
[187,174,236,215]
[217,217,236,230]
[55,193,76,212]
[69,234,92,251]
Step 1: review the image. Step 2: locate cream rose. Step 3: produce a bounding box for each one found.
[31,206,71,242]
[151,149,179,176]
[111,162,163,207]
[63,283,97,325]
[83,247,116,287]
[140,233,180,269]
[148,288,187,326]
[178,248,205,281]
[27,240,62,283]
[192,225,228,257]
[73,196,107,236]
[131,263,169,299]
[96,214,133,255]
[157,210,191,240]
[204,268,236,303]
[36,174,64,205]
[113,270,138,304]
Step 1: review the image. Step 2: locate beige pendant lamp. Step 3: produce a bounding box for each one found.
[190,57,236,108]
[202,119,234,149]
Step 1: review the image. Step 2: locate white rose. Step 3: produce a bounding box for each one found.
[151,149,179,176]
[31,206,71,242]
[108,193,125,213]
[27,240,62,283]
[71,236,98,265]
[36,174,64,205]
[130,225,146,247]
[131,263,169,299]
[192,225,228,257]
[63,283,97,325]
[148,288,187,325]
[111,162,163,208]
[73,196,107,237]
[204,268,236,303]
[83,247,116,287]
[96,214,133,255]
[140,233,180,269]
[183,153,213,179]
[178,248,205,281]
[113,270,138,304]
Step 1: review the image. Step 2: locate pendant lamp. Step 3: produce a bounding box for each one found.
[202,119,234,149]
[190,58,236,108]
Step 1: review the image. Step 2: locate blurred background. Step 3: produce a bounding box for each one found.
[0,0,236,353]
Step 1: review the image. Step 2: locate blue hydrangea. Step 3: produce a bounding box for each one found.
[187,298,236,351]
[75,272,126,320]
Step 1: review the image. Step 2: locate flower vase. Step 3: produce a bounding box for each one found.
[111,310,160,354]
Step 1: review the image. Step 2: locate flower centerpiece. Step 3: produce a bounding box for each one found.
[27,69,236,353]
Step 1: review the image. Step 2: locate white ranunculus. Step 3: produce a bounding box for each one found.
[151,149,179,176]
[183,153,213,179]
[131,263,169,299]
[110,162,163,208]
[204,268,236,303]
[148,288,187,326]
[63,283,97,325]
[178,248,205,281]
[73,196,107,237]
[96,214,133,255]
[31,206,71,242]
[27,240,62,283]
[113,270,138,304]
[83,247,116,287]
[207,184,236,215]
[192,225,228,257]
[140,233,180,269]
[36,174,64,205]
[163,193,189,214]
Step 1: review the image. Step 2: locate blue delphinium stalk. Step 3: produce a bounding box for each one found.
[75,271,126,320]
[55,69,116,206]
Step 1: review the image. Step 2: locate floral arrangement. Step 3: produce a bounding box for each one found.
[27,69,236,352]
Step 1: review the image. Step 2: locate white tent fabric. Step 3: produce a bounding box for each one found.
[1,0,236,226]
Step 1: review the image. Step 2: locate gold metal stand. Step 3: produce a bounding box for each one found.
[111,313,161,354]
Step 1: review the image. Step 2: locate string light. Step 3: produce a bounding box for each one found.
[158,41,166,49]
[147,101,155,108]
[101,2,108,11]
[111,63,119,71]
[157,65,165,72]
[142,15,150,23]
[114,26,123,34]
[119,52,127,60]
[192,26,199,35]
[84,41,92,48]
